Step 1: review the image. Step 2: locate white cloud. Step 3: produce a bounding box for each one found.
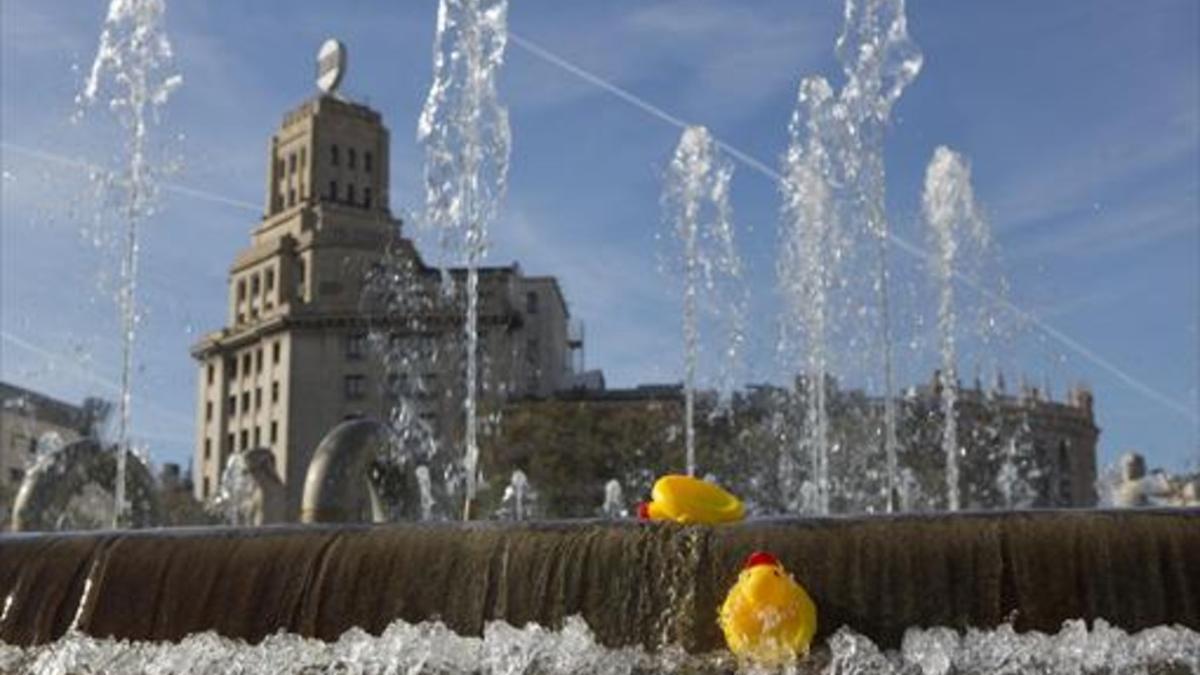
[989,91,1199,235]
[1001,182,1198,264]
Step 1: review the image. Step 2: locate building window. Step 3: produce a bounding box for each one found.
[202,477,209,499]
[346,332,367,359]
[204,437,211,460]
[205,401,213,422]
[347,183,356,204]
[272,381,280,403]
[270,421,278,444]
[345,375,366,400]
[364,151,373,173]
[226,433,234,453]
[242,391,250,411]
[363,187,372,209]
[288,188,296,207]
[207,364,214,385]
[251,274,260,296]
[331,144,339,166]
[240,430,249,450]
[288,152,296,174]
[242,353,252,376]
[256,348,263,373]
[227,395,236,415]
[348,148,357,169]
[273,342,281,364]
[255,387,262,409]
[237,279,246,302]
[296,259,307,301]
[266,269,275,292]
[328,180,337,202]
[526,291,538,314]
[253,427,261,447]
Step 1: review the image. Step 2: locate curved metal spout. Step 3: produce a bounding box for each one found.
[300,418,391,523]
[11,438,161,531]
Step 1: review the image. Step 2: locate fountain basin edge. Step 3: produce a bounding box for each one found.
[0,509,1196,652]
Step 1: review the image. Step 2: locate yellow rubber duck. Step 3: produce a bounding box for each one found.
[636,474,745,525]
[718,551,818,665]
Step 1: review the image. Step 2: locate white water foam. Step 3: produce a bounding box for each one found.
[1,616,1196,675]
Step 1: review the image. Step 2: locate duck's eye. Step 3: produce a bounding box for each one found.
[773,570,781,578]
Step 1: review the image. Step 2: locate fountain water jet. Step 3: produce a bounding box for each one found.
[10,439,161,531]
[209,449,286,527]
[415,466,436,521]
[779,80,839,514]
[76,0,181,528]
[775,0,923,514]
[923,147,990,510]
[419,0,512,519]
[361,246,452,519]
[662,125,742,477]
[600,479,626,519]
[833,0,923,514]
[497,469,537,521]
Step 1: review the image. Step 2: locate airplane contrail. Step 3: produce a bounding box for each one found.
[1,141,260,213]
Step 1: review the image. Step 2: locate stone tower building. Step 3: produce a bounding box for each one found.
[192,88,577,516]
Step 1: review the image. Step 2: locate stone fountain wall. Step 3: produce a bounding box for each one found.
[0,509,1196,651]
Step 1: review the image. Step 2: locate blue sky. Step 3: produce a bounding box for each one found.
[1,1,1197,474]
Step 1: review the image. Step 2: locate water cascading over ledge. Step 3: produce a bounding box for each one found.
[0,510,1196,651]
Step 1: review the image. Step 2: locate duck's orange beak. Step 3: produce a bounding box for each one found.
[637,501,651,520]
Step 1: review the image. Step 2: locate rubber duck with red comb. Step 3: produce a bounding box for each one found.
[718,550,818,665]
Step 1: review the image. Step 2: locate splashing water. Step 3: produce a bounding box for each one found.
[497,469,538,521]
[362,244,453,518]
[996,405,1040,509]
[207,452,256,526]
[777,0,922,514]
[2,615,1195,674]
[415,465,436,521]
[834,0,922,513]
[662,125,742,477]
[418,0,511,518]
[600,479,626,519]
[77,0,181,528]
[923,147,988,511]
[779,79,839,515]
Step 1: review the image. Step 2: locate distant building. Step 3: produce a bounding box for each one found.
[191,91,583,516]
[0,381,109,488]
[484,373,1100,515]
[904,373,1100,508]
